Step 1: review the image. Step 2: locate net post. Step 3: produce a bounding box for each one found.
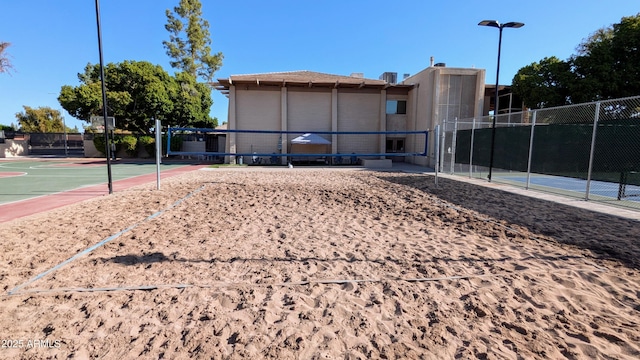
[423,130,428,157]
[155,119,161,190]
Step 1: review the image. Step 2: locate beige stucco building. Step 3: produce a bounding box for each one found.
[215,64,485,167]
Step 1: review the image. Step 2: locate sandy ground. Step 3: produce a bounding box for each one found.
[0,168,639,359]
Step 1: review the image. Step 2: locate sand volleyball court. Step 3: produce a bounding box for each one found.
[1,168,639,359]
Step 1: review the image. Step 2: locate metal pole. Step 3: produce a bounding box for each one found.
[450,117,458,174]
[439,119,446,173]
[585,102,601,200]
[525,111,537,190]
[434,125,440,188]
[166,127,172,156]
[488,26,504,182]
[469,118,476,178]
[95,0,113,194]
[155,119,161,190]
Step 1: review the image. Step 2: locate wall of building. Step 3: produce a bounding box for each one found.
[386,92,408,133]
[286,89,332,154]
[404,66,485,166]
[287,89,332,132]
[337,90,381,156]
[0,139,28,157]
[224,67,485,166]
[235,88,281,159]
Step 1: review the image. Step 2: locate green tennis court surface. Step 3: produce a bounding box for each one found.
[0,159,186,205]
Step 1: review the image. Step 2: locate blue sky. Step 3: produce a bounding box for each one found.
[1,0,638,131]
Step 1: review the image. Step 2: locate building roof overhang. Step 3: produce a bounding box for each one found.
[213,70,414,95]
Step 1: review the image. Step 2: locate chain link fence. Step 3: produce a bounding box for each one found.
[28,133,84,156]
[438,96,640,210]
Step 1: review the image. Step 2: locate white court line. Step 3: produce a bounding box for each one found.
[7,184,208,295]
[7,266,608,296]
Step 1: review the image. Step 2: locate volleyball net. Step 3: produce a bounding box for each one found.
[166,127,428,164]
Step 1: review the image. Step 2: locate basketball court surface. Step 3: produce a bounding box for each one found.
[0,158,205,222]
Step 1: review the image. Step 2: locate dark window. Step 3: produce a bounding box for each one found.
[396,100,407,114]
[386,138,406,153]
[386,139,394,152]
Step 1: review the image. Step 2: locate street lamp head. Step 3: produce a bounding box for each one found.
[478,20,525,29]
[503,22,525,29]
[478,20,500,28]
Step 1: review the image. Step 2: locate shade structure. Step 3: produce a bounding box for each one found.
[289,133,331,164]
[290,133,331,145]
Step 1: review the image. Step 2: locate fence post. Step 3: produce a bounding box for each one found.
[469,118,476,178]
[450,117,458,174]
[434,125,440,188]
[439,119,446,173]
[525,111,537,190]
[585,101,601,200]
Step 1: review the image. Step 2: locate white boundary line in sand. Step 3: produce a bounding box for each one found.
[7,184,208,296]
[9,266,608,296]
[4,275,495,295]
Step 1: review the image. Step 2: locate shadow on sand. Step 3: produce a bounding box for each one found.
[378,174,640,269]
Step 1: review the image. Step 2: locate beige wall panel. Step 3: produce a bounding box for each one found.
[235,89,281,160]
[386,114,407,132]
[337,92,380,156]
[287,90,332,133]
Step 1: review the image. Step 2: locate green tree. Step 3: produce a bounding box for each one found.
[163,0,223,82]
[512,57,573,109]
[15,106,65,132]
[512,13,640,107]
[169,71,216,128]
[572,14,640,102]
[59,61,215,133]
[0,42,12,74]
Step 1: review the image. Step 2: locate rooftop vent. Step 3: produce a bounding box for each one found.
[350,72,364,78]
[379,72,397,84]
[434,63,446,67]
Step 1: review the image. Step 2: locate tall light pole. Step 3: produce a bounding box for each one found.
[478,20,524,182]
[95,0,113,194]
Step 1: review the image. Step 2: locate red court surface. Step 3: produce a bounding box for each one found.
[0,164,206,223]
[0,172,26,178]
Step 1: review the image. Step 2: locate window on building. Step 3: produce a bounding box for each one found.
[386,100,407,115]
[386,138,405,152]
